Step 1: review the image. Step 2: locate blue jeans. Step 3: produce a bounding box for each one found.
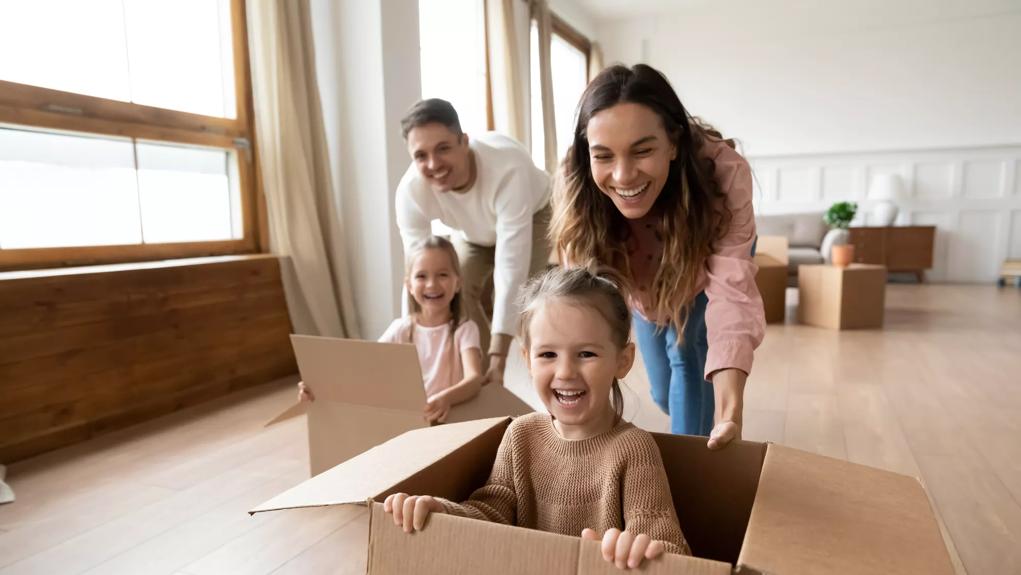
[633,292,713,436]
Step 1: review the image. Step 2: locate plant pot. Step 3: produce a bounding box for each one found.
[831,244,855,268]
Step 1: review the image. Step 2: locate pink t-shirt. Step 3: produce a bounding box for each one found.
[626,138,766,381]
[378,317,482,399]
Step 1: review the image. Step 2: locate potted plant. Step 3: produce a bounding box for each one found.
[823,202,857,267]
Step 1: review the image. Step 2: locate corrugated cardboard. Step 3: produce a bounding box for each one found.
[755,235,789,265]
[754,254,787,324]
[252,417,954,575]
[798,264,886,329]
[268,335,533,476]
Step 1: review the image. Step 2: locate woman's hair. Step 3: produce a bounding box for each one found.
[405,235,466,344]
[550,63,733,339]
[518,266,631,424]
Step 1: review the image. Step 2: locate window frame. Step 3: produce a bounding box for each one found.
[550,13,591,83]
[0,0,263,271]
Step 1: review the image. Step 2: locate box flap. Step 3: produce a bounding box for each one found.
[738,444,954,575]
[654,433,766,565]
[444,383,534,423]
[264,400,307,427]
[368,503,732,575]
[290,335,424,411]
[308,402,426,476]
[577,539,732,574]
[250,416,510,514]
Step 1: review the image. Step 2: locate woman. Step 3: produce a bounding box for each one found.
[550,64,765,449]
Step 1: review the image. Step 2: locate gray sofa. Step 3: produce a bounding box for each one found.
[756,211,843,282]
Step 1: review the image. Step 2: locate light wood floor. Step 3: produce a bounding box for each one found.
[1,284,1018,574]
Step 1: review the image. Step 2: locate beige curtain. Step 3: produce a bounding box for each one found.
[531,0,557,173]
[589,41,605,80]
[486,0,528,143]
[247,0,360,339]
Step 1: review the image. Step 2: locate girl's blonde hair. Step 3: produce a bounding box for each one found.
[550,64,734,341]
[405,236,466,344]
[518,266,631,424]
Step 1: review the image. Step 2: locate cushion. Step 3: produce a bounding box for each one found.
[756,212,828,248]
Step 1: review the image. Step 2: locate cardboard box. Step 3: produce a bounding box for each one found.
[754,254,787,324]
[755,235,789,266]
[798,264,887,330]
[252,417,954,575]
[267,335,534,476]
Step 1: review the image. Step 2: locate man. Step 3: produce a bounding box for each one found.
[396,99,551,385]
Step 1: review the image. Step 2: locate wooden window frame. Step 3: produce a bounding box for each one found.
[0,0,263,272]
[550,13,592,82]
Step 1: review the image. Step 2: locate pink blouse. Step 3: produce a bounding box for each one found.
[626,138,765,381]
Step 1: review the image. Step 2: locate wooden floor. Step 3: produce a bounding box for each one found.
[1,284,1019,574]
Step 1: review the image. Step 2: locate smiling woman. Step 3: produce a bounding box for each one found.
[550,64,766,447]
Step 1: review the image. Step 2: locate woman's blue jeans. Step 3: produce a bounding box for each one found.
[632,292,713,436]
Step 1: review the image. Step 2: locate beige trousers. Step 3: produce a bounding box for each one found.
[452,203,552,358]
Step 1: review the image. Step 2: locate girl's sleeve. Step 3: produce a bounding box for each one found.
[457,320,482,352]
[703,142,766,381]
[435,426,518,525]
[621,434,691,556]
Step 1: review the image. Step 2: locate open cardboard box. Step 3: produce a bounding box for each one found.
[252,417,954,574]
[267,335,534,476]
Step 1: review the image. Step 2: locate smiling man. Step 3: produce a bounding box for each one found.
[395,99,551,385]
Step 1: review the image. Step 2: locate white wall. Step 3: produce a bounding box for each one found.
[596,0,1021,282]
[310,0,420,339]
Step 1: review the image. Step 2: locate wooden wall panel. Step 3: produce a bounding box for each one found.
[0,255,297,463]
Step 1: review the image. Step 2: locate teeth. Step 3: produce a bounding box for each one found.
[433,170,449,179]
[555,390,584,396]
[615,182,648,198]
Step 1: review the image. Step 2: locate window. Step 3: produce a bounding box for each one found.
[418,0,491,237]
[0,0,257,270]
[418,0,490,138]
[530,14,590,169]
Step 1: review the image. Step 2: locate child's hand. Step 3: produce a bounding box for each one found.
[581,527,665,570]
[383,493,445,533]
[423,394,451,424]
[297,381,315,402]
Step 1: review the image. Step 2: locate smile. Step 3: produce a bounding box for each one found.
[432,169,450,180]
[613,182,649,199]
[553,389,586,407]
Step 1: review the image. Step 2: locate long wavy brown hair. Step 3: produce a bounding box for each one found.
[550,64,733,338]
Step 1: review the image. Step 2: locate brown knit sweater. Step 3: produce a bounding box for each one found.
[437,412,691,555]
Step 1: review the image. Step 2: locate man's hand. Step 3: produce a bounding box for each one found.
[485,354,506,386]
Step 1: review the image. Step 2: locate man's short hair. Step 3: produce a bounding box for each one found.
[400,98,463,140]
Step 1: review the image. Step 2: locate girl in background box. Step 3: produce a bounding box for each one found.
[384,266,691,570]
[298,235,485,424]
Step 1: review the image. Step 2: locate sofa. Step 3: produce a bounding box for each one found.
[756,211,843,283]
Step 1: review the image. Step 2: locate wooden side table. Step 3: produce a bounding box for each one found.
[848,226,935,282]
[798,264,887,329]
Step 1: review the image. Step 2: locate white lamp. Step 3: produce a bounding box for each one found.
[868,174,904,227]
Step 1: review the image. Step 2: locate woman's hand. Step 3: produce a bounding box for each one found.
[708,368,745,450]
[707,420,741,450]
[297,381,315,402]
[581,528,665,570]
[423,394,451,424]
[383,493,445,533]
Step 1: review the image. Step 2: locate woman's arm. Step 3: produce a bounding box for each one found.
[708,368,745,450]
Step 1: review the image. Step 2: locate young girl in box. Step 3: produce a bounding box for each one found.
[298,235,485,423]
[384,266,690,569]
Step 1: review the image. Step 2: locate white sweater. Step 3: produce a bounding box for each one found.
[395,133,550,336]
